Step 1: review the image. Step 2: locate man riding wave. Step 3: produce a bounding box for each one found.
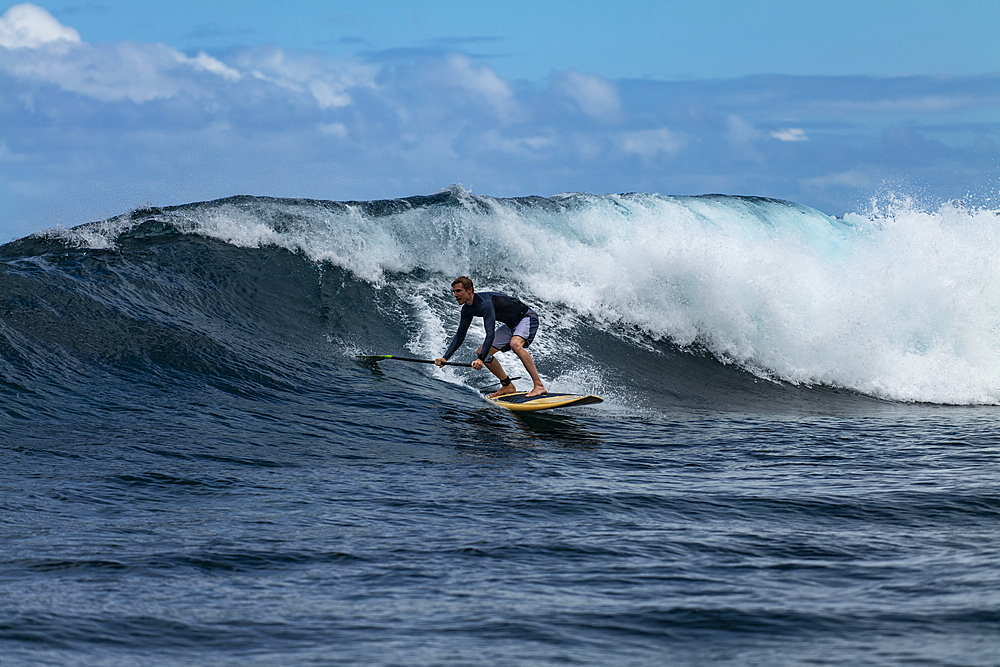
[434,276,547,399]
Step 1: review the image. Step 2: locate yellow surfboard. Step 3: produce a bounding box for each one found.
[485,391,604,412]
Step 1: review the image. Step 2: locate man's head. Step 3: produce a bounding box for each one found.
[451,276,475,306]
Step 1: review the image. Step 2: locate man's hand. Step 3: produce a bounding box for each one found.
[434,357,447,367]
[471,358,485,370]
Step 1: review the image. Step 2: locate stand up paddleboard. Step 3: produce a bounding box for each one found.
[356,355,603,412]
[485,391,603,412]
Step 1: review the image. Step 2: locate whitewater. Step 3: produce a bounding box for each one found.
[2,187,999,667]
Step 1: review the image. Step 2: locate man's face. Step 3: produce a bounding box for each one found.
[451,284,474,306]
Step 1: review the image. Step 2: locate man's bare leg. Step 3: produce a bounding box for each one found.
[479,346,517,398]
[510,337,546,397]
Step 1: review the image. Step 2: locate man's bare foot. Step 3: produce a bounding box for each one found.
[489,384,517,399]
[525,385,546,398]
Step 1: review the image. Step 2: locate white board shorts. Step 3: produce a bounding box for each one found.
[489,310,539,352]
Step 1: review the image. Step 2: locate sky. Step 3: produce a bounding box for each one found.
[2,0,1000,241]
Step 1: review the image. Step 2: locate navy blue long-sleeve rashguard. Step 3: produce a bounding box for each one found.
[442,292,530,362]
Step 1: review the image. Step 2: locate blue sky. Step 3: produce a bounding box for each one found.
[35,0,1000,80]
[2,1,1000,241]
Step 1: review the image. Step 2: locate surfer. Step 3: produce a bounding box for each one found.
[434,276,547,399]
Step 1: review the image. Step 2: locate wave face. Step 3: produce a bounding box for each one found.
[3,186,1000,409]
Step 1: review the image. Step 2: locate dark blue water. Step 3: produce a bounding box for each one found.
[3,192,999,666]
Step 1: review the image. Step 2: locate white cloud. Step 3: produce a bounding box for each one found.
[0,10,377,107]
[234,47,376,109]
[479,130,557,156]
[319,122,348,137]
[0,5,245,103]
[556,70,621,121]
[0,40,237,102]
[181,51,242,82]
[771,128,808,141]
[0,3,80,49]
[617,128,685,159]
[727,115,762,145]
[440,53,516,119]
[309,80,352,108]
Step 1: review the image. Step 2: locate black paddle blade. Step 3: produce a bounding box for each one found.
[354,356,387,374]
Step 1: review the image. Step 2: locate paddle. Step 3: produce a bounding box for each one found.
[357,354,474,368]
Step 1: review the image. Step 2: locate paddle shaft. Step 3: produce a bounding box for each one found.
[364,355,474,368]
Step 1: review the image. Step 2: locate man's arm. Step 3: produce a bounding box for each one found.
[478,296,496,361]
[441,307,473,361]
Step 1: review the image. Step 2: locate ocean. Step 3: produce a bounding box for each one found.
[2,187,999,666]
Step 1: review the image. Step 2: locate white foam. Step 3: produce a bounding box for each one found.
[414,192,1000,405]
